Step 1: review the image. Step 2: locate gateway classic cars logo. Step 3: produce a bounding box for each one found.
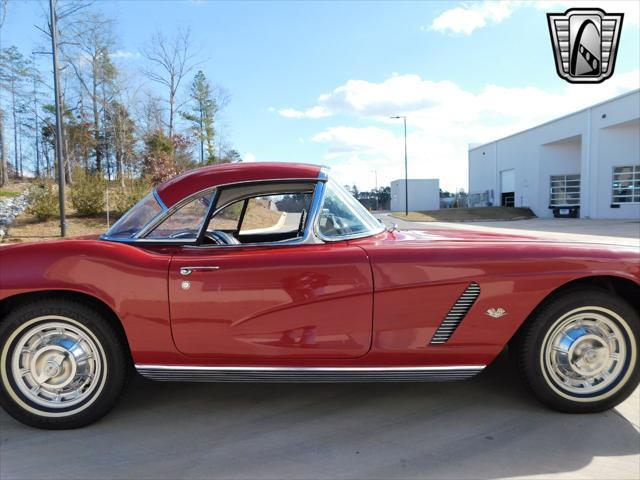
[547,8,623,83]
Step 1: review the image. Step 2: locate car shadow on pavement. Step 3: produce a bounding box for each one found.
[2,353,639,480]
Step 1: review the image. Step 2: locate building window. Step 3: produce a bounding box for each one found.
[550,175,580,206]
[612,165,640,204]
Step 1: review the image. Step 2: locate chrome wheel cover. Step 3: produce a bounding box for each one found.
[541,306,635,401]
[1,316,107,416]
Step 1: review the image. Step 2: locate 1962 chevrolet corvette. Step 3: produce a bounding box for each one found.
[0,162,638,429]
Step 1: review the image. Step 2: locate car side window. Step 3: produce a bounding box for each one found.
[204,191,313,245]
[318,181,381,238]
[239,193,311,235]
[208,202,242,231]
[146,191,214,240]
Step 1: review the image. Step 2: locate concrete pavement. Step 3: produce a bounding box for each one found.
[1,354,639,480]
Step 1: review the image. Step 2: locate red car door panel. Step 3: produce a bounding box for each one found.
[169,244,373,358]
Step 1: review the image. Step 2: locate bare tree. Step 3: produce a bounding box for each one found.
[61,13,116,172]
[0,46,29,179]
[0,0,8,29]
[34,0,94,185]
[0,109,7,186]
[142,28,197,140]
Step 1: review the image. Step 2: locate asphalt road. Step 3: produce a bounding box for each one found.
[1,353,639,480]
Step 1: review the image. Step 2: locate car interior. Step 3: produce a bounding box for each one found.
[148,181,317,246]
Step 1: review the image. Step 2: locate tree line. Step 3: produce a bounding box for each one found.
[0,1,241,190]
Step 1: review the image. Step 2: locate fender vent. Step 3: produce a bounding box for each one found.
[430,282,480,345]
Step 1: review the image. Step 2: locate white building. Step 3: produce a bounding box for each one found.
[390,179,439,212]
[468,90,640,219]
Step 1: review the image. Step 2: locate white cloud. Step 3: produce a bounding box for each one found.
[244,152,257,162]
[430,1,639,36]
[430,1,515,35]
[278,106,331,119]
[110,50,141,60]
[287,71,639,191]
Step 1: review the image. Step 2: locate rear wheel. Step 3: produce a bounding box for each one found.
[513,289,639,412]
[0,299,129,429]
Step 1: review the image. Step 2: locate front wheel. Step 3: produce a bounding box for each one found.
[513,288,639,413]
[0,299,129,429]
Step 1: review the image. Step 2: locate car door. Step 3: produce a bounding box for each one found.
[168,243,373,359]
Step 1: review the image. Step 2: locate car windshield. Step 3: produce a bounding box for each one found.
[105,192,163,239]
[318,180,384,238]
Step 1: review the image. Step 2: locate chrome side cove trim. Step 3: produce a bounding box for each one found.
[430,282,481,345]
[135,365,485,383]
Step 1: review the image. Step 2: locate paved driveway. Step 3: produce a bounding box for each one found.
[1,354,639,480]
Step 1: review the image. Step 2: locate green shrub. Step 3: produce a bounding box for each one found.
[70,170,105,216]
[26,182,59,221]
[109,180,150,217]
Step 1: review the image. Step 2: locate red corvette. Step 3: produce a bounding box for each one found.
[0,162,638,429]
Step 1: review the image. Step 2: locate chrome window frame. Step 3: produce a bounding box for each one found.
[313,179,386,242]
[135,186,218,240]
[187,180,326,250]
[102,177,325,247]
[101,167,384,247]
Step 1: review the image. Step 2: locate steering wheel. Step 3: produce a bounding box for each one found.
[168,230,198,239]
[205,231,240,245]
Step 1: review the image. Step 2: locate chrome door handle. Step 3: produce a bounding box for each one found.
[179,266,221,276]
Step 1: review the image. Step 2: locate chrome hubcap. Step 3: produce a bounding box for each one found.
[543,308,627,397]
[10,321,103,409]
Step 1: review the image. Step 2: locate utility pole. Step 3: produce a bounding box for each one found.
[49,0,66,236]
[372,170,378,211]
[390,115,408,216]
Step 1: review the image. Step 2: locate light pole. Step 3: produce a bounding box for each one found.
[49,0,66,237]
[371,170,378,211]
[390,115,408,216]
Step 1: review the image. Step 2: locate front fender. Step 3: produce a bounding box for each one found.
[0,240,176,363]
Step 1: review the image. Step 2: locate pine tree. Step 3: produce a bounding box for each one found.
[182,70,217,164]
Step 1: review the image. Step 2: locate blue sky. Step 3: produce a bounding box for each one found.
[3,0,639,191]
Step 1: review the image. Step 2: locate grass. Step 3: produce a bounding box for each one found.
[0,181,30,198]
[391,206,536,222]
[2,212,111,244]
[2,186,114,244]
[0,190,20,198]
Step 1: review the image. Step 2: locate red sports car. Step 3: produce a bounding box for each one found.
[1,162,638,429]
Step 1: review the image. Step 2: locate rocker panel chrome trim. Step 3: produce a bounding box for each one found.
[135,364,485,383]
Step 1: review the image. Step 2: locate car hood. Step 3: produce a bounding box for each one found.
[401,227,539,242]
